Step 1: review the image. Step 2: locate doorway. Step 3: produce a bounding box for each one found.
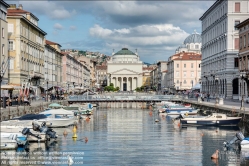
[123,83,127,91]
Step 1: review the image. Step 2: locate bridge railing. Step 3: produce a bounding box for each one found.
[68,94,182,101]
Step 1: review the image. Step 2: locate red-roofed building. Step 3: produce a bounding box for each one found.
[7,4,47,97]
[167,52,201,92]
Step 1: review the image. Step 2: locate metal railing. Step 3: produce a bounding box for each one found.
[68,94,182,101]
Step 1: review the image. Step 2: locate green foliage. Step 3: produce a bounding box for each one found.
[115,87,119,91]
[110,83,114,87]
[104,86,115,92]
[135,87,141,92]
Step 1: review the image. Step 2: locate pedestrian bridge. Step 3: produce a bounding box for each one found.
[67,94,183,108]
[68,94,181,102]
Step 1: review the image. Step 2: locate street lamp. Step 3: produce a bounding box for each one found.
[46,79,49,102]
[240,72,246,117]
[215,75,219,104]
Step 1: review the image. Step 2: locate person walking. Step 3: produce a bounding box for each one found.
[207,93,210,102]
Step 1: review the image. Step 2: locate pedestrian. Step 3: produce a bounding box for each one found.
[207,93,210,102]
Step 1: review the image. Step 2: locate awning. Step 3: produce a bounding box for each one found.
[191,83,201,90]
[1,85,14,90]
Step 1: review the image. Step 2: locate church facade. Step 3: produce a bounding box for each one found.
[107,48,143,91]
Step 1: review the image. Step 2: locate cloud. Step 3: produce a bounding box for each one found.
[88,23,190,62]
[19,1,77,20]
[89,24,189,47]
[54,23,63,30]
[69,26,77,30]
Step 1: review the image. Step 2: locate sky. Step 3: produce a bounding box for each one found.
[9,1,215,63]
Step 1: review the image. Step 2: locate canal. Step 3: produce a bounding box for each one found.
[1,108,249,166]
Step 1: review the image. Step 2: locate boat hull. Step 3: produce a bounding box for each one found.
[165,110,198,115]
[241,139,249,149]
[180,118,241,126]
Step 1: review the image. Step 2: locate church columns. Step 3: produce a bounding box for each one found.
[121,77,123,91]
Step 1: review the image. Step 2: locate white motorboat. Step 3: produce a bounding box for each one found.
[1,134,18,150]
[180,113,241,126]
[241,138,249,149]
[1,121,58,142]
[8,113,77,128]
[158,103,198,115]
[1,132,27,146]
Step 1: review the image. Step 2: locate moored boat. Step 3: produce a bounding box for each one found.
[159,103,198,115]
[180,113,241,126]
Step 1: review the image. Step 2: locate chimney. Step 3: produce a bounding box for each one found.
[18,4,23,10]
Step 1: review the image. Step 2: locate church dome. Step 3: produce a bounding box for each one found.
[114,48,136,56]
[178,44,187,49]
[184,31,202,44]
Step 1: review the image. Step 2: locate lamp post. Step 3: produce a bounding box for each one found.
[240,72,246,119]
[215,75,219,104]
[46,79,49,102]
[67,82,70,94]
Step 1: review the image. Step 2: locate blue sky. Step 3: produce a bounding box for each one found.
[9,1,215,63]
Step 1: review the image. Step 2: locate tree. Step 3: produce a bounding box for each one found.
[110,83,114,87]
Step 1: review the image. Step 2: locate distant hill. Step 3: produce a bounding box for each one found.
[143,62,151,65]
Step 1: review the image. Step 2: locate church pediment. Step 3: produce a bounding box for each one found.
[111,68,140,75]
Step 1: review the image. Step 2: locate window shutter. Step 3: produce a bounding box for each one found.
[235,38,239,49]
[235,2,240,12]
[13,41,15,50]
[8,24,13,33]
[9,59,14,69]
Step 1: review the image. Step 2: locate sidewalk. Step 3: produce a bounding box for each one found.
[183,97,249,114]
[0,99,68,121]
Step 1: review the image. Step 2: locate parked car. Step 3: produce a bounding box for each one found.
[246,97,249,103]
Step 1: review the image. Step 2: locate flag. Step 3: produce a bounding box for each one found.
[26,83,30,96]
[23,82,27,96]
[19,82,23,97]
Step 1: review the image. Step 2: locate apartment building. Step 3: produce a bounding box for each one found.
[96,64,107,88]
[44,40,63,92]
[7,4,46,96]
[142,66,153,89]
[167,52,201,92]
[156,61,168,91]
[235,18,249,98]
[0,0,9,86]
[200,0,249,99]
[62,52,85,92]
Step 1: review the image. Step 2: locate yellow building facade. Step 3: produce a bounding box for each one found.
[7,4,46,94]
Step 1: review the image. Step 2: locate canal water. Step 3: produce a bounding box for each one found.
[1,108,249,166]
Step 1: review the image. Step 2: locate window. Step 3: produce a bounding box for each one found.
[184,80,186,84]
[235,2,240,12]
[191,71,194,77]
[235,38,239,50]
[1,28,4,38]
[177,64,179,68]
[240,36,242,49]
[234,58,239,68]
[248,33,249,46]
[177,80,179,84]
[235,20,240,30]
[2,44,4,55]
[195,45,199,49]
[8,24,13,33]
[199,64,201,68]
[9,59,14,69]
[191,63,193,68]
[176,71,179,77]
[244,35,246,48]
[183,72,186,77]
[184,64,186,68]
[8,41,13,50]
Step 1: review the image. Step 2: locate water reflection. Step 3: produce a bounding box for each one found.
[1,108,248,166]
